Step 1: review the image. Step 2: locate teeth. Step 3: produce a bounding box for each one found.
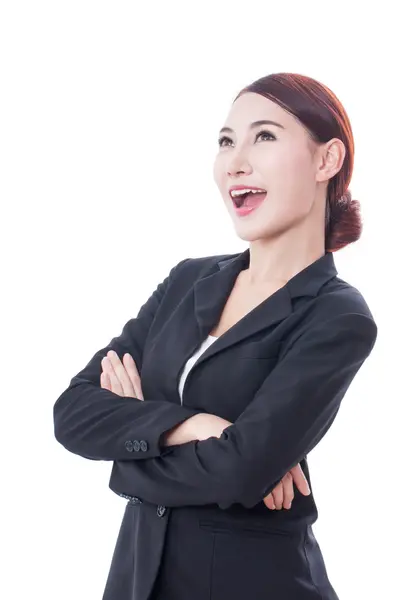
[230,188,266,197]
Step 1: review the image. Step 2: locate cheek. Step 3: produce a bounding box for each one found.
[213,159,220,183]
[263,144,305,170]
[257,146,312,191]
[213,157,225,192]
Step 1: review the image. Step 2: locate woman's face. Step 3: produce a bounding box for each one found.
[213,92,325,243]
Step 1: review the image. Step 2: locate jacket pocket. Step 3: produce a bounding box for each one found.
[199,519,294,538]
[237,340,282,360]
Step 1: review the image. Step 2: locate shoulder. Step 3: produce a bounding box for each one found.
[291,276,378,355]
[315,275,376,323]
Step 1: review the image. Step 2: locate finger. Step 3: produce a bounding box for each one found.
[106,350,136,397]
[272,481,284,510]
[290,463,311,496]
[123,353,144,400]
[102,359,137,397]
[100,371,112,392]
[262,493,276,510]
[101,356,125,396]
[281,472,295,509]
[104,352,141,398]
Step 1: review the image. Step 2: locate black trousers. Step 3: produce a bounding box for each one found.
[149,506,340,600]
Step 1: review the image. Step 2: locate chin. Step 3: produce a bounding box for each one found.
[232,211,300,243]
[233,225,272,243]
[235,230,258,242]
[234,219,276,242]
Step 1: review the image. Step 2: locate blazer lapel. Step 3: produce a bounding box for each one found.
[191,247,338,363]
[157,247,337,405]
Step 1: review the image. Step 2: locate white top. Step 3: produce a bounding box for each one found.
[178,334,218,403]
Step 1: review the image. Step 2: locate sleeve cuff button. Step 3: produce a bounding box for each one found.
[124,440,134,452]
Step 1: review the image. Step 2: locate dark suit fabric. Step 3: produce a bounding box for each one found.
[53,248,378,600]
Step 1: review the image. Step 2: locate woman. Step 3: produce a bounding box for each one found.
[53,72,378,600]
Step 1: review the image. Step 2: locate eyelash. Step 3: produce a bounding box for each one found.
[217,130,276,147]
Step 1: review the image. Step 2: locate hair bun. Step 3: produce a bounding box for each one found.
[326,190,362,252]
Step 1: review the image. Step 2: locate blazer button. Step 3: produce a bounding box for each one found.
[140,440,148,452]
[124,440,134,452]
[125,440,141,452]
[118,493,142,504]
[129,496,142,505]
[157,505,166,517]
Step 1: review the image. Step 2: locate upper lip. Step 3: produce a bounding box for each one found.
[228,184,267,199]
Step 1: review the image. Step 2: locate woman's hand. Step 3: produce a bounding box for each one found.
[262,464,311,510]
[101,350,144,400]
[186,412,233,442]
[100,352,311,509]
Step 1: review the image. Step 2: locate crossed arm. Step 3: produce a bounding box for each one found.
[54,256,377,510]
[101,349,311,511]
[103,313,376,509]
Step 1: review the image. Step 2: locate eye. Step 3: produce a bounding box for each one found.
[217,129,276,148]
[218,135,232,147]
[255,130,276,142]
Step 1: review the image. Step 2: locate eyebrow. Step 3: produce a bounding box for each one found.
[219,119,285,135]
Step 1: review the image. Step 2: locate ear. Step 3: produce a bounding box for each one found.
[315,138,346,183]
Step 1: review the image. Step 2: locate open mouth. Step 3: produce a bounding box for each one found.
[231,190,267,210]
[232,192,250,208]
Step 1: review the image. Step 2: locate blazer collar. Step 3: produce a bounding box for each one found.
[192,247,337,353]
[216,247,337,298]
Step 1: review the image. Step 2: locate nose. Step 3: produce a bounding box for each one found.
[226,148,252,177]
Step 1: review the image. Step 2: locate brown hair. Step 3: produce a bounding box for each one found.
[235,73,362,252]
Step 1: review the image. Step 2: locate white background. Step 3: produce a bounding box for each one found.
[1,1,397,598]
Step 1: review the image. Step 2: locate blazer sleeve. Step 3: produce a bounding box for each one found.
[53,258,204,461]
[108,312,378,509]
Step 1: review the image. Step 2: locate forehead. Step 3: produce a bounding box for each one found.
[223,92,296,130]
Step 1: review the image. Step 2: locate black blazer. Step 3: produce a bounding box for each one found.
[53,248,378,600]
